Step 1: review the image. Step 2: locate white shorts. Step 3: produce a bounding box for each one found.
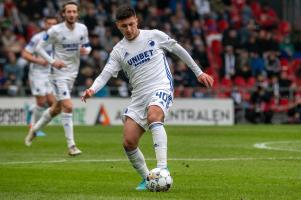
[123,89,173,130]
[50,78,75,101]
[29,76,53,96]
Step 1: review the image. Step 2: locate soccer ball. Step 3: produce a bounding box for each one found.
[146,168,173,192]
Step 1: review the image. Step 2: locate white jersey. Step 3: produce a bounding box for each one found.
[25,31,52,78]
[99,29,202,97]
[37,22,90,80]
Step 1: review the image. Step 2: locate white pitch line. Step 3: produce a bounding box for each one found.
[254,141,301,152]
[1,157,301,165]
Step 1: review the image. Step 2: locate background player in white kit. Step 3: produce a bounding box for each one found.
[22,16,58,135]
[81,5,214,190]
[25,1,91,156]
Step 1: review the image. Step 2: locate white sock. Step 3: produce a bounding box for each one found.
[61,112,75,148]
[32,105,45,124]
[149,122,167,169]
[32,108,52,132]
[125,148,149,179]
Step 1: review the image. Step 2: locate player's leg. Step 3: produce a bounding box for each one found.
[147,90,173,169]
[25,101,61,146]
[147,106,168,169]
[58,78,81,156]
[32,79,56,136]
[29,78,55,128]
[32,96,47,125]
[25,78,64,146]
[123,117,149,190]
[32,95,48,137]
[28,78,48,128]
[60,98,81,155]
[46,93,56,107]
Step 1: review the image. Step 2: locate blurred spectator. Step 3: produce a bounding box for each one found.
[257,2,278,30]
[249,52,265,76]
[1,27,23,54]
[222,28,240,50]
[0,0,300,123]
[194,0,211,16]
[269,75,280,103]
[173,61,191,87]
[192,40,209,69]
[264,52,281,78]
[287,93,301,123]
[221,45,236,79]
[278,71,292,98]
[280,36,295,59]
[3,53,23,86]
[293,34,301,54]
[246,85,273,124]
[83,3,98,32]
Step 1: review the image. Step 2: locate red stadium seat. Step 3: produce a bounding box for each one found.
[234,76,247,87]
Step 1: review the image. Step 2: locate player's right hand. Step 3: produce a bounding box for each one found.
[81,88,95,103]
[197,73,214,88]
[52,60,66,69]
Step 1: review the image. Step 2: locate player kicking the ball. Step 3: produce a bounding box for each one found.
[81,5,213,189]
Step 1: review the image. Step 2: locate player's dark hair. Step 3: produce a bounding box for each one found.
[62,1,79,13]
[44,16,58,22]
[115,5,136,21]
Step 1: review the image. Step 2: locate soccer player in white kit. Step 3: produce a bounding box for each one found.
[22,16,58,134]
[25,1,91,156]
[81,5,214,189]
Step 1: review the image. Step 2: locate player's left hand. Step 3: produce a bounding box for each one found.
[197,73,214,88]
[81,88,95,103]
[80,47,90,55]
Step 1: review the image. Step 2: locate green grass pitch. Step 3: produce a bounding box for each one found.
[0,125,300,200]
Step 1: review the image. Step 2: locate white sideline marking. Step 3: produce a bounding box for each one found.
[254,141,301,152]
[1,157,301,165]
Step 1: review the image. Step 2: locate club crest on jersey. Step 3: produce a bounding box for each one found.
[43,34,49,41]
[127,49,154,67]
[148,40,155,47]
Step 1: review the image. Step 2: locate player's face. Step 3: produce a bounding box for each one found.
[116,16,139,40]
[63,4,78,24]
[44,19,58,30]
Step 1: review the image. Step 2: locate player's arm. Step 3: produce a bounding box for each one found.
[22,36,48,66]
[171,43,214,88]
[156,30,214,88]
[36,29,65,69]
[80,26,92,55]
[81,50,121,102]
[81,70,113,102]
[22,49,48,66]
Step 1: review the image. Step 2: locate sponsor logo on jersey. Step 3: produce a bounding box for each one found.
[62,43,79,51]
[127,49,154,67]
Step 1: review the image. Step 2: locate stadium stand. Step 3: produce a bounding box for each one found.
[0,0,300,123]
